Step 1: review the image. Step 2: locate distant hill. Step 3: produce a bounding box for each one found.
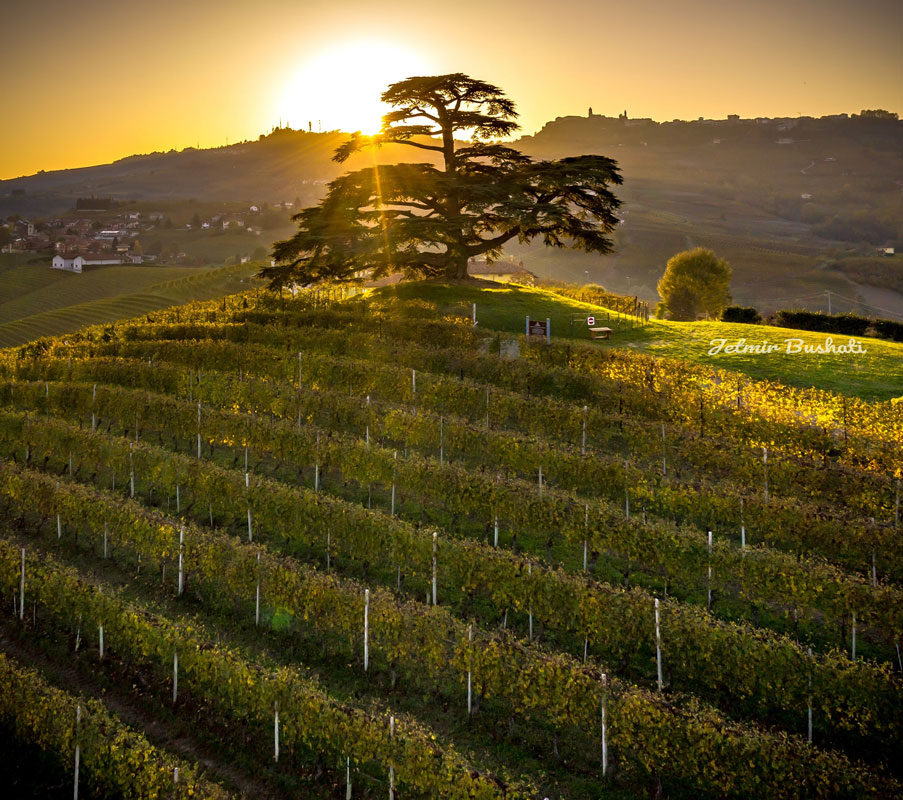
[2,114,902,314]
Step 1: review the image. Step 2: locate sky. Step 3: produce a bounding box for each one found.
[1,0,900,179]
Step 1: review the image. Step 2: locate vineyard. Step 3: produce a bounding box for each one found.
[0,282,900,798]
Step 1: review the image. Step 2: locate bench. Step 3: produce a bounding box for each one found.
[589,327,613,340]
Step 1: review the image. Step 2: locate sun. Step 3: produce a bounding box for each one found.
[279,41,432,135]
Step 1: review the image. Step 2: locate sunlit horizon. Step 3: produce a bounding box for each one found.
[1,0,900,180]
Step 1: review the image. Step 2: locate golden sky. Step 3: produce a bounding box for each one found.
[2,0,900,179]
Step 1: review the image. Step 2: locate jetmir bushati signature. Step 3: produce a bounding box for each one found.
[708,337,868,356]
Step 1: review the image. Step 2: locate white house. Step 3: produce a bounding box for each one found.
[52,254,123,273]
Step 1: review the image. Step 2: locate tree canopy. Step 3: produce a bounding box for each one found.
[260,73,622,286]
[657,248,732,321]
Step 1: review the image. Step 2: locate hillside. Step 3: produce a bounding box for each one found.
[0,282,899,798]
[0,253,262,348]
[3,115,902,316]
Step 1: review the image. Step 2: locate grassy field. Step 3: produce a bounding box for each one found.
[370,281,903,400]
[0,257,263,348]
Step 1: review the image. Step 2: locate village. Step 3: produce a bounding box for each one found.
[0,200,299,273]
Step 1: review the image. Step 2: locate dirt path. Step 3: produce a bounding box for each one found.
[0,626,285,800]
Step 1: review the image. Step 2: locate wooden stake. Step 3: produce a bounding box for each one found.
[274,702,280,762]
[98,625,104,661]
[582,406,587,456]
[655,598,663,692]
[173,651,178,703]
[346,756,352,800]
[600,689,608,777]
[493,514,499,548]
[57,514,62,540]
[763,446,769,504]
[19,548,24,622]
[389,716,395,799]
[740,498,746,549]
[432,532,438,606]
[466,624,473,716]
[73,704,81,800]
[363,589,370,671]
[177,525,184,596]
[255,553,261,626]
[247,506,253,542]
[103,524,108,559]
[528,562,533,640]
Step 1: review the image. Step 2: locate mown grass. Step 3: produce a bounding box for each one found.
[369,281,903,400]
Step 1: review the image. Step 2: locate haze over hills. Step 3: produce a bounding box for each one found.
[2,112,901,314]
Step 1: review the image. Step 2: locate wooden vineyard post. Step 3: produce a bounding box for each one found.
[274,702,280,762]
[493,514,499,548]
[388,716,395,800]
[326,530,331,570]
[176,485,180,514]
[583,504,589,571]
[255,553,261,626]
[391,451,397,516]
[197,402,202,458]
[467,624,473,716]
[582,406,588,456]
[19,547,24,621]
[173,651,178,703]
[177,525,184,596]
[600,683,608,778]
[73,704,81,800]
[740,498,746,549]
[707,531,713,610]
[528,562,533,640]
[103,524,108,559]
[411,368,416,398]
[655,598,663,692]
[129,444,135,498]
[363,589,370,672]
[432,532,438,606]
[346,756,352,799]
[247,505,253,543]
[298,351,302,388]
[57,513,62,540]
[98,625,104,661]
[763,446,769,504]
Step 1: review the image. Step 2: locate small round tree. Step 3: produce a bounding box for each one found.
[657,248,732,320]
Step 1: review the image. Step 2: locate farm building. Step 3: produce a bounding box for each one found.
[51,254,123,273]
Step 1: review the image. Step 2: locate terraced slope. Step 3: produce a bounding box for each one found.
[0,284,899,798]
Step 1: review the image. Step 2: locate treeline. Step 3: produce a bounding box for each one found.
[721,306,903,342]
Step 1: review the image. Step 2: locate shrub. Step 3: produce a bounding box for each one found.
[721,306,762,324]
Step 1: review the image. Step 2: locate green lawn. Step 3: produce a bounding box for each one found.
[369,281,903,400]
